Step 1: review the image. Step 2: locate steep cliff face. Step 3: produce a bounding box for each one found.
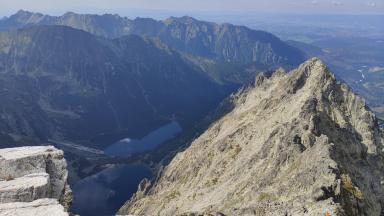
[119,58,384,216]
[0,146,72,215]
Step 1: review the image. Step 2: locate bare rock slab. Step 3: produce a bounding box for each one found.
[0,146,68,199]
[0,173,49,203]
[0,146,72,212]
[0,198,68,216]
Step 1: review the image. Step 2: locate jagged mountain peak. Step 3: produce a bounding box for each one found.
[9,10,44,24]
[62,11,123,19]
[62,11,79,17]
[13,9,35,17]
[249,57,381,153]
[119,58,384,216]
[164,16,200,25]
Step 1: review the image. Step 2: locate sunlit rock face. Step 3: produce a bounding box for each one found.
[119,58,384,216]
[0,199,69,216]
[0,146,72,215]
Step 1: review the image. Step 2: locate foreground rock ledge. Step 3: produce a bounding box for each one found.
[0,198,68,216]
[119,58,384,216]
[0,146,72,215]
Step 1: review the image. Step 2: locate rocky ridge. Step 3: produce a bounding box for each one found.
[0,146,72,215]
[119,58,384,215]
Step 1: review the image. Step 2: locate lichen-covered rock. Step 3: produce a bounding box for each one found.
[119,58,384,216]
[0,198,68,216]
[0,146,72,214]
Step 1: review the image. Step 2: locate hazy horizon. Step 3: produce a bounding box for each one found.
[0,0,383,18]
[1,9,384,28]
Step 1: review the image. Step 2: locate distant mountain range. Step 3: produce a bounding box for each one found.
[0,10,306,83]
[0,10,305,149]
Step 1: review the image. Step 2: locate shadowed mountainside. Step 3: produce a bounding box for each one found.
[0,25,226,148]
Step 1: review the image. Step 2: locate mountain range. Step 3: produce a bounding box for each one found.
[0,10,305,149]
[0,10,306,83]
[0,10,383,216]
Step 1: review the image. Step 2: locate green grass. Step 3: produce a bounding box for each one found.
[258,192,277,201]
[341,174,364,200]
[165,190,181,201]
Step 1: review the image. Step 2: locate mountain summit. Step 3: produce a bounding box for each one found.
[119,58,384,215]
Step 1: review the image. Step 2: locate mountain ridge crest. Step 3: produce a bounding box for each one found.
[119,58,384,216]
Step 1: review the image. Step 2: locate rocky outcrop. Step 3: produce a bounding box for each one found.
[0,146,72,215]
[0,198,68,216]
[0,173,50,203]
[119,58,384,216]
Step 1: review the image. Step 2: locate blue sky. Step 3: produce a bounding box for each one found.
[0,0,383,17]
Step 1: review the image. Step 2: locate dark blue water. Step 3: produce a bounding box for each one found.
[71,164,152,216]
[71,122,181,215]
[104,121,182,156]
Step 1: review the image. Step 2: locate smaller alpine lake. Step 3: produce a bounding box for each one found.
[71,164,152,216]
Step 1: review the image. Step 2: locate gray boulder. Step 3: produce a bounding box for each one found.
[0,146,72,215]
